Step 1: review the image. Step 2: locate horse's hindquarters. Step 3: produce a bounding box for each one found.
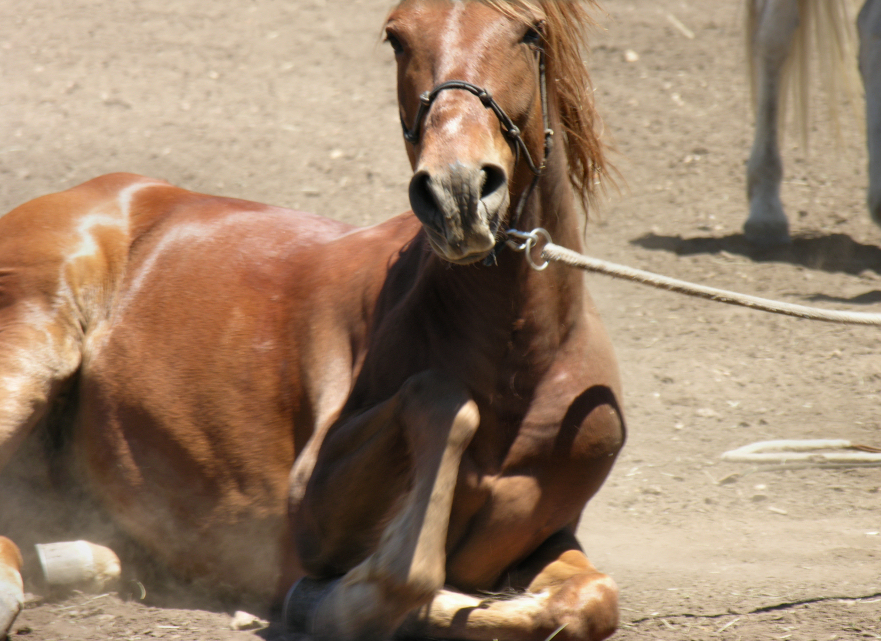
[65,193,411,600]
[73,287,298,599]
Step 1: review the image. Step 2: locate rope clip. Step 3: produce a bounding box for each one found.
[505,227,551,271]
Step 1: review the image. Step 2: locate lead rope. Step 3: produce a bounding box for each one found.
[508,227,881,326]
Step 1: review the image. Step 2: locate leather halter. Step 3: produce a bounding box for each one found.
[399,46,554,264]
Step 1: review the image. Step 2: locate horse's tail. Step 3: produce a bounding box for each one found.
[746,0,861,149]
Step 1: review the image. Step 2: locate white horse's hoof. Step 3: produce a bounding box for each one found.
[744,197,791,246]
[743,217,790,246]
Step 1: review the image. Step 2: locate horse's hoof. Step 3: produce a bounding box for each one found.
[282,576,336,634]
[743,217,790,247]
[745,193,791,246]
[36,541,121,592]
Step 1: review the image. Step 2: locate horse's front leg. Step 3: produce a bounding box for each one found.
[745,0,799,245]
[400,529,617,641]
[285,370,478,641]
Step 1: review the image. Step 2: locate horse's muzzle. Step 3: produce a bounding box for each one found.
[409,163,509,263]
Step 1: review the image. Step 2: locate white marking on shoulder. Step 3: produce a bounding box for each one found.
[63,179,164,270]
[117,178,165,221]
[64,213,126,262]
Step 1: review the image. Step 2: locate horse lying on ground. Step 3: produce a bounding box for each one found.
[745,0,881,245]
[0,1,624,639]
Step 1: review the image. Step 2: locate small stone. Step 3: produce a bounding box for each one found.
[230,611,266,631]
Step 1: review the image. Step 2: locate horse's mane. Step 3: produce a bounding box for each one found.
[484,0,609,209]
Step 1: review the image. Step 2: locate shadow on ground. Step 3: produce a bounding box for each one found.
[632,232,881,279]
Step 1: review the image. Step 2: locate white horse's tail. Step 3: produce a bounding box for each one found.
[746,0,861,148]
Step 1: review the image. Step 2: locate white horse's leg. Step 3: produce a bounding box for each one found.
[745,0,800,245]
[859,0,881,226]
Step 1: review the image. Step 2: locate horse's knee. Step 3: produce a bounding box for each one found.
[398,370,471,413]
[398,370,478,451]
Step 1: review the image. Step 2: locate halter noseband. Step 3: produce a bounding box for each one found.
[399,47,554,263]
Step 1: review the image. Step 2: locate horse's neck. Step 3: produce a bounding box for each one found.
[522,160,584,253]
[419,166,585,394]
[507,163,585,340]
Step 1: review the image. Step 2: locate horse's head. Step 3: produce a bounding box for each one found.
[386,0,551,264]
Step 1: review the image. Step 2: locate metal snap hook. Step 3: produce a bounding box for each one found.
[505,228,551,271]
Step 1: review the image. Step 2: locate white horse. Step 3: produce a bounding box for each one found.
[745,0,881,245]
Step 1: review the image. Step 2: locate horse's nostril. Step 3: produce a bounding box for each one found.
[409,170,440,222]
[480,165,507,201]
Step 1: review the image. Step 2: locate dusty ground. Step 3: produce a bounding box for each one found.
[2,0,880,639]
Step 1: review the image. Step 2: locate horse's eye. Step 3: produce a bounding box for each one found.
[522,25,542,47]
[386,33,404,55]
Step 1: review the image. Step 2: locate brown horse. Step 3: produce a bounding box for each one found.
[0,1,624,639]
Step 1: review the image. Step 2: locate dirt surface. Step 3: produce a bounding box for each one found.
[2,0,880,639]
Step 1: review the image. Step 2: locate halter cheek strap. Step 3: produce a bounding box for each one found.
[399,47,554,263]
